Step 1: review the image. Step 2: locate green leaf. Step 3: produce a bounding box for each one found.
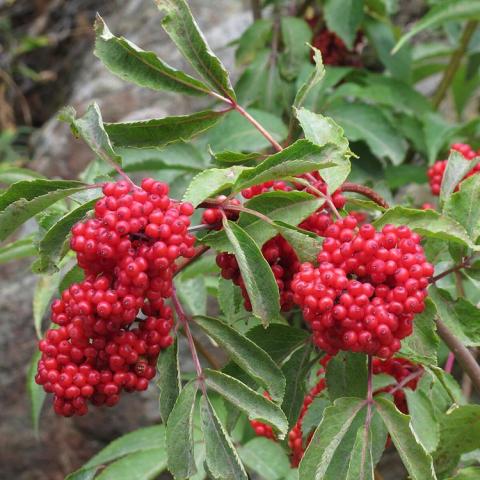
[236,19,273,65]
[0,179,86,241]
[33,272,62,338]
[0,234,36,264]
[400,298,439,365]
[200,395,248,480]
[166,380,198,479]
[59,103,121,164]
[176,276,207,316]
[94,14,210,95]
[212,150,261,166]
[96,448,167,480]
[422,112,458,165]
[293,47,325,110]
[207,109,287,152]
[295,107,351,192]
[193,316,286,402]
[279,17,312,80]
[218,278,243,319]
[36,199,97,272]
[202,190,323,253]
[301,397,331,438]
[373,206,478,250]
[156,0,235,99]
[204,369,288,437]
[326,102,407,166]
[324,0,364,49]
[222,220,281,326]
[27,350,45,434]
[233,139,337,192]
[451,467,480,480]
[429,286,480,347]
[238,437,290,480]
[405,389,439,453]
[105,110,226,149]
[440,150,480,205]
[157,339,181,423]
[274,222,323,263]
[182,165,245,207]
[375,397,436,480]
[58,265,84,294]
[0,165,44,185]
[299,397,366,479]
[394,0,480,53]
[326,352,368,402]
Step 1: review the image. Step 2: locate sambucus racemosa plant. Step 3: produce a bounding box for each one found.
[2,0,480,478]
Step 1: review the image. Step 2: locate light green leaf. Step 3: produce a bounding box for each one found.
[204,369,288,437]
[166,380,198,479]
[324,0,364,49]
[156,0,235,99]
[279,17,311,80]
[27,350,45,434]
[176,277,207,316]
[222,220,281,326]
[105,110,226,149]
[200,395,248,480]
[94,14,210,95]
[375,397,437,480]
[193,316,286,402]
[58,265,85,294]
[236,19,273,65]
[33,272,62,338]
[0,234,36,264]
[157,339,181,423]
[293,47,325,110]
[422,112,458,165]
[326,352,368,402]
[0,165,44,185]
[451,467,480,480]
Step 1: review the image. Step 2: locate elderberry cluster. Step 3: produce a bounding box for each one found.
[36,179,195,416]
[292,216,433,358]
[428,143,479,195]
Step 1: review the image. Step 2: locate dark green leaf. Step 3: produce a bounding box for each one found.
[58,265,85,294]
[279,17,311,80]
[156,0,235,99]
[200,395,248,480]
[218,278,243,320]
[157,339,181,423]
[222,220,281,326]
[326,352,368,401]
[105,110,226,149]
[94,14,210,95]
[236,19,273,65]
[375,397,436,480]
[324,0,364,49]
[274,222,323,263]
[204,369,288,437]
[166,380,198,479]
[212,150,262,166]
[0,235,36,264]
[193,316,286,402]
[27,350,45,434]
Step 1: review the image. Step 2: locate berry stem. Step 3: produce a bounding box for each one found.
[360,355,374,478]
[180,329,222,370]
[224,203,275,225]
[340,182,390,209]
[436,317,480,397]
[174,245,210,277]
[430,258,471,283]
[444,352,455,374]
[388,370,423,396]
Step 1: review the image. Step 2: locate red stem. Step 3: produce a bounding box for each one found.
[174,245,210,277]
[341,182,389,209]
[430,259,471,283]
[444,352,455,374]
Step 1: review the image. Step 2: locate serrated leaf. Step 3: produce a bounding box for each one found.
[156,0,235,99]
[295,108,351,192]
[157,339,181,423]
[193,316,285,402]
[429,286,480,347]
[238,437,290,480]
[400,298,439,365]
[105,110,226,149]
[200,395,248,480]
[373,206,478,250]
[222,220,281,326]
[274,221,323,263]
[236,19,273,65]
[326,352,368,402]
[59,103,121,164]
[204,369,288,437]
[166,380,198,479]
[324,0,364,49]
[375,397,437,480]
[218,278,243,320]
[202,190,323,253]
[294,47,325,110]
[96,448,167,480]
[279,17,311,81]
[27,350,45,434]
[233,139,337,192]
[0,234,36,264]
[33,272,62,338]
[182,166,245,207]
[394,0,480,53]
[94,14,210,95]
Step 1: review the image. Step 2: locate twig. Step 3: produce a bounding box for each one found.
[174,245,210,277]
[444,352,455,374]
[180,329,222,370]
[436,317,480,397]
[462,348,478,399]
[432,21,478,109]
[341,182,390,209]
[295,175,342,220]
[388,369,424,396]
[430,258,471,283]
[250,0,262,20]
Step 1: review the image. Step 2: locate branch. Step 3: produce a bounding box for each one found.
[432,21,478,109]
[174,244,210,277]
[430,258,471,283]
[436,317,480,397]
[341,182,390,209]
[250,0,262,20]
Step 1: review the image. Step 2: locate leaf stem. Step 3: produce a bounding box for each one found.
[295,175,342,220]
[388,369,424,396]
[432,20,478,109]
[341,182,390,209]
[436,317,480,396]
[430,258,471,283]
[444,352,455,374]
[174,244,210,277]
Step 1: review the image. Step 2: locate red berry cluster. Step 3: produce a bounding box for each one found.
[428,143,479,195]
[292,216,433,358]
[201,195,240,229]
[36,179,195,416]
